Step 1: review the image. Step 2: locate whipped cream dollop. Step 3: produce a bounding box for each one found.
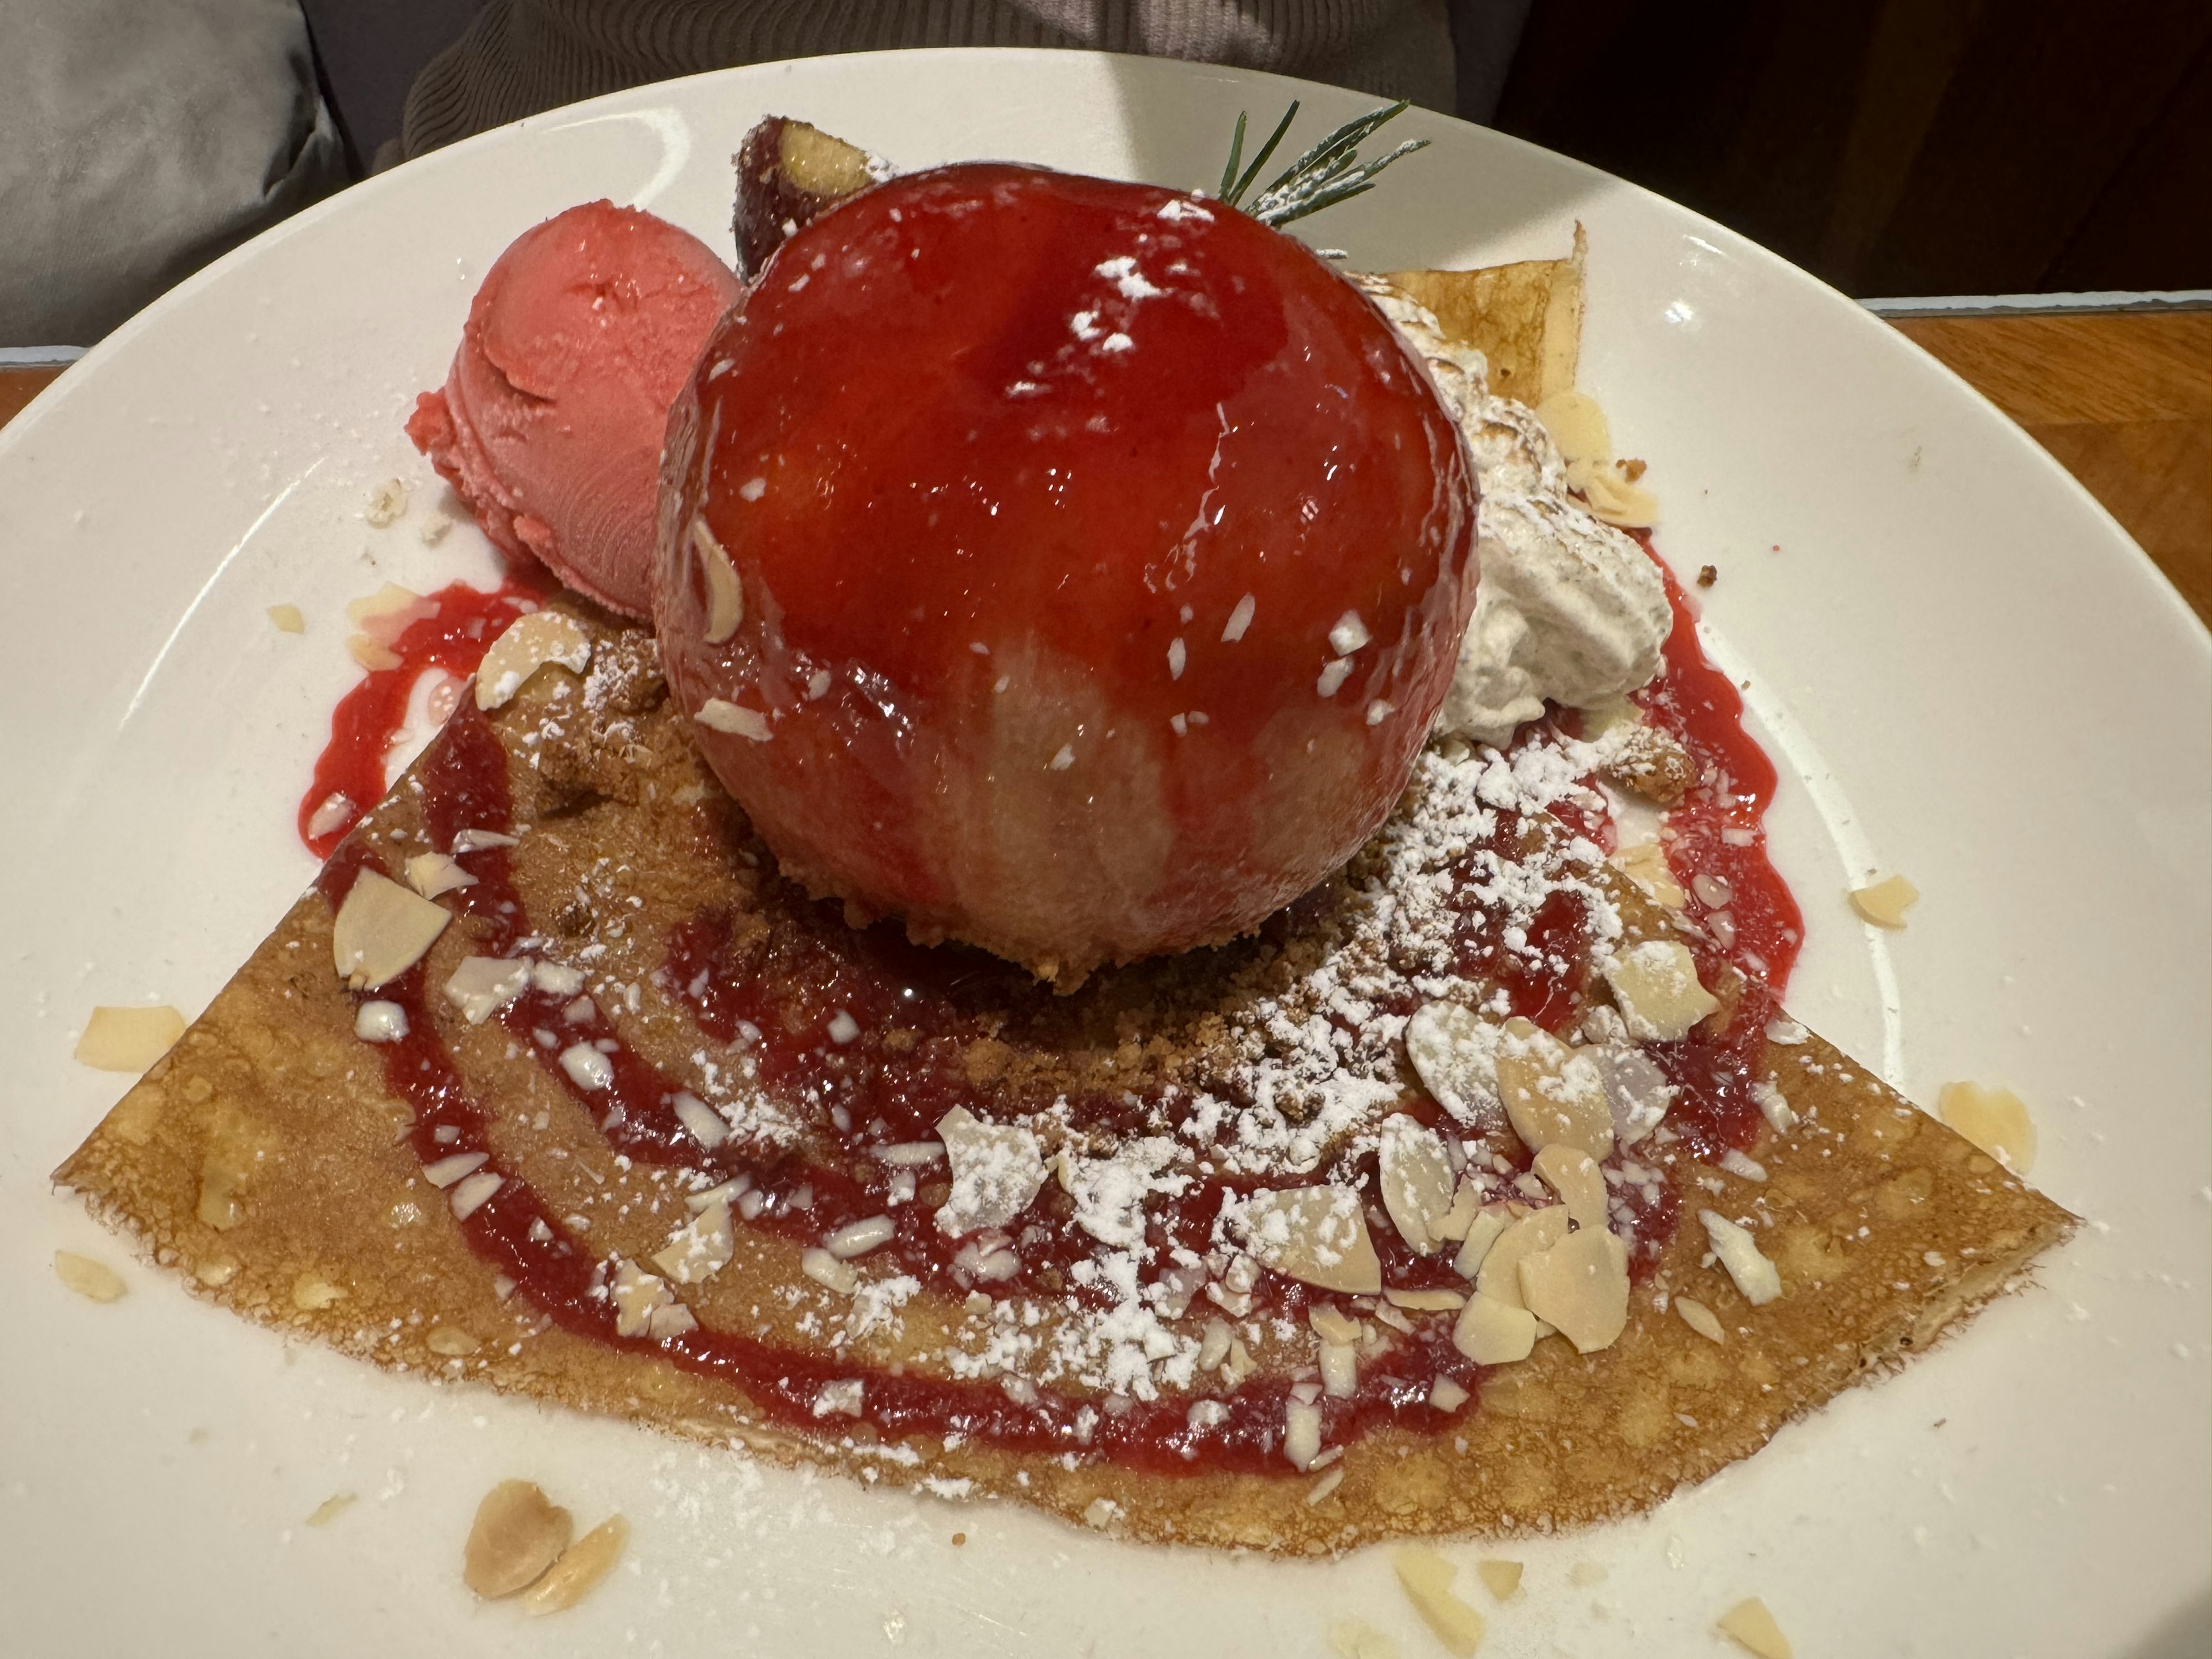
[1361,278,1671,747]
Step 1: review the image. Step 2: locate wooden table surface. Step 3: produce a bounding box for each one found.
[5,311,2208,624]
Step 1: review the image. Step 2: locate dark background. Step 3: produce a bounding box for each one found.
[302,0,2212,299]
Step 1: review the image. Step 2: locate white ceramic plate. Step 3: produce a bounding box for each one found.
[3,50,2206,1659]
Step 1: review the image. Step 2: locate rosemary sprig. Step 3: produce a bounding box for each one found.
[1215,99,1429,228]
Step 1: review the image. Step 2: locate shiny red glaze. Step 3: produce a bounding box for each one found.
[297,575,549,857]
[657,165,1478,979]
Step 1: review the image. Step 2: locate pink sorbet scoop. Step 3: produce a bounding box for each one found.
[406,201,740,618]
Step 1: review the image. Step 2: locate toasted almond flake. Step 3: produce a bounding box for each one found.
[1393,1545,1486,1658]
[1518,1225,1630,1353]
[1717,1597,1793,1659]
[1306,1467,1347,1507]
[671,1092,729,1149]
[347,582,435,641]
[1453,1203,1515,1279]
[1221,593,1256,642]
[1533,388,1611,467]
[1236,1187,1382,1295]
[1283,1397,1324,1471]
[1453,1290,1537,1364]
[1319,1341,1359,1399]
[1167,637,1187,678]
[419,511,452,544]
[452,827,520,853]
[1404,1001,1502,1121]
[1566,454,1660,528]
[444,956,532,1024]
[305,1493,356,1527]
[1429,1375,1470,1412]
[1309,1303,1363,1345]
[518,1513,627,1615]
[306,791,356,839]
[1385,1286,1468,1312]
[476,611,590,710]
[291,1271,346,1311]
[363,479,408,527]
[1603,941,1719,1043]
[405,851,477,900]
[692,519,744,642]
[1496,1018,1615,1160]
[422,1150,488,1188]
[449,1171,503,1220]
[695,697,771,740]
[1475,1559,1523,1601]
[1365,698,1395,725]
[609,1261,676,1336]
[1753,1079,1798,1132]
[54,1250,126,1302]
[1937,1081,2036,1173]
[1675,1295,1726,1342]
[825,1214,896,1258]
[1316,656,1354,698]
[267,603,305,633]
[1430,1179,1482,1243]
[1721,1149,1767,1182]
[427,1325,480,1356]
[1611,839,1686,908]
[1848,873,1919,929]
[1327,1617,1400,1659]
[801,1247,859,1295]
[1699,1210,1783,1305]
[352,999,408,1043]
[347,632,402,671]
[74,1005,186,1073]
[1378,1114,1458,1255]
[1329,611,1371,654]
[464,1480,573,1599]
[1533,1143,1608,1229]
[813,1378,865,1418]
[331,870,450,991]
[1198,1319,1233,1371]
[1475,1207,1569,1311]
[934,1107,1047,1236]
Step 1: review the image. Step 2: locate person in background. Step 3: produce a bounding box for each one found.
[0,0,1528,349]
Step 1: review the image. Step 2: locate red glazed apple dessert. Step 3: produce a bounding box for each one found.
[657,163,1476,982]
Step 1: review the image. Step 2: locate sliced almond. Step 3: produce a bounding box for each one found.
[1717,1597,1793,1659]
[1319,1341,1359,1399]
[53,1250,126,1302]
[1404,1001,1501,1122]
[1603,940,1720,1043]
[934,1106,1046,1237]
[695,697,771,740]
[1532,1143,1608,1229]
[475,611,590,711]
[1309,1302,1363,1345]
[347,632,403,672]
[427,1325,480,1357]
[405,852,477,900]
[444,955,532,1024]
[267,603,305,634]
[74,1005,186,1073]
[1378,1114,1457,1255]
[1429,1178,1482,1242]
[347,582,435,642]
[1283,1396,1324,1471]
[1392,1545,1486,1658]
[1533,388,1611,467]
[1937,1081,2035,1174]
[1453,1202,1517,1280]
[1475,1206,1569,1310]
[331,870,450,991]
[1674,1295,1726,1343]
[1384,1286,1467,1312]
[692,520,743,643]
[1566,455,1660,528]
[1475,1559,1523,1601]
[1518,1225,1630,1353]
[1452,1291,1537,1365]
[464,1479,573,1599]
[1496,1018,1615,1160]
[291,1271,346,1312]
[1236,1187,1382,1296]
[1611,839,1686,908]
[1699,1210,1783,1306]
[1848,873,1919,930]
[609,1261,678,1338]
